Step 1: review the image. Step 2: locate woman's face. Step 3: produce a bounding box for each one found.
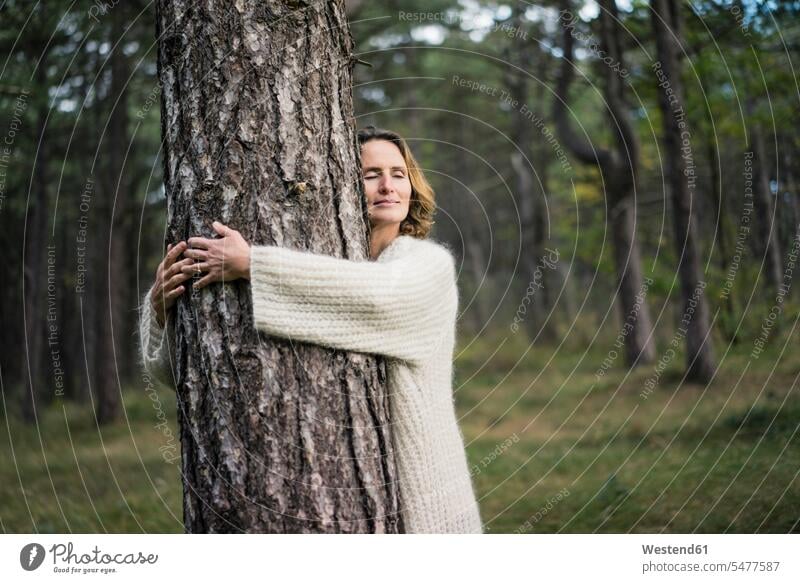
[361,139,412,229]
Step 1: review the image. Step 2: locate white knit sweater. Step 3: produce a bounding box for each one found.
[138,234,483,534]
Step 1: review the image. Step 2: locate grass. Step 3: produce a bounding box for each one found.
[455,320,800,533]
[1,317,798,533]
[0,388,184,533]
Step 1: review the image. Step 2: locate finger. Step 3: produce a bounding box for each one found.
[167,271,192,288]
[187,237,211,250]
[166,285,185,299]
[193,273,216,290]
[182,262,210,274]
[152,284,168,300]
[167,241,186,261]
[165,241,187,266]
[166,257,195,278]
[184,248,208,261]
[212,221,232,237]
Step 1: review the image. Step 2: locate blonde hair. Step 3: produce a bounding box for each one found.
[357,126,436,239]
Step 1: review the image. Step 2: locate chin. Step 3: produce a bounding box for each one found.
[370,212,408,229]
[371,208,407,223]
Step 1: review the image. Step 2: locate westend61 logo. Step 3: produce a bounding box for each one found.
[19,542,158,574]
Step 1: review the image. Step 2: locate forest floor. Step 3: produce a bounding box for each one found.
[1,319,798,533]
[458,319,800,534]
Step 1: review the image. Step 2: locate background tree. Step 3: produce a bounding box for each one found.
[555,0,656,367]
[651,0,715,382]
[503,3,560,341]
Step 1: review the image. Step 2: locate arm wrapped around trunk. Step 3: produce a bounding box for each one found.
[138,288,177,390]
[249,240,457,364]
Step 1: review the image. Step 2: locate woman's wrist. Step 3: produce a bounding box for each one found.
[153,300,166,328]
[150,287,166,327]
[241,244,252,281]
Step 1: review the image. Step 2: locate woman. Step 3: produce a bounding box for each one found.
[139,126,483,534]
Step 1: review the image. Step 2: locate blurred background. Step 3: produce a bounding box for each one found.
[0,0,798,533]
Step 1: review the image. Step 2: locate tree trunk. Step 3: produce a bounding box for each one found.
[651,0,716,383]
[555,0,655,367]
[696,60,737,343]
[748,119,782,296]
[781,135,800,299]
[707,128,737,343]
[156,0,401,533]
[95,5,130,424]
[609,191,656,366]
[22,49,49,423]
[455,116,491,331]
[505,4,557,342]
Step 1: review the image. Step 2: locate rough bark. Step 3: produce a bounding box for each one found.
[156,0,401,533]
[554,0,655,367]
[651,0,716,383]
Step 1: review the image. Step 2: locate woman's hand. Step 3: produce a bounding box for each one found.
[184,221,251,290]
[150,241,195,327]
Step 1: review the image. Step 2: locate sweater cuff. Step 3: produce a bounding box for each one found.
[249,245,283,332]
[142,288,167,360]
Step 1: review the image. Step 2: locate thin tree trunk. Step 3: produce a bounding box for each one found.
[748,120,782,295]
[95,6,129,424]
[22,51,49,423]
[156,0,401,533]
[781,135,800,301]
[505,4,556,342]
[555,0,655,367]
[707,129,737,342]
[609,193,656,365]
[532,53,575,324]
[696,61,737,343]
[651,0,716,383]
[456,117,490,331]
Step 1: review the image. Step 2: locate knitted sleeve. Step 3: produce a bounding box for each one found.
[138,287,176,390]
[249,240,457,364]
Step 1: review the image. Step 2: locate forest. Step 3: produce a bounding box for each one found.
[0,0,798,533]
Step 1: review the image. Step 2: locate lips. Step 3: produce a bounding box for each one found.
[373,200,399,206]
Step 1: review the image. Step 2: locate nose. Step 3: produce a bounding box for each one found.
[378,173,394,194]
